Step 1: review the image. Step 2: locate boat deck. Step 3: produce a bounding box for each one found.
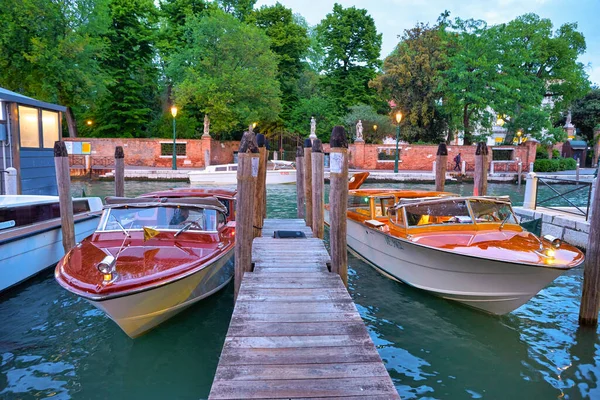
[208,219,399,399]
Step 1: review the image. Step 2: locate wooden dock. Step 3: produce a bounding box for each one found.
[209,219,399,399]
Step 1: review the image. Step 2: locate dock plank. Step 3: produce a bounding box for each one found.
[208,218,399,399]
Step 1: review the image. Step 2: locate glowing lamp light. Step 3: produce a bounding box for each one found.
[86,120,93,126]
[171,106,178,118]
[252,122,257,129]
[496,116,505,127]
[373,124,378,132]
[395,112,403,124]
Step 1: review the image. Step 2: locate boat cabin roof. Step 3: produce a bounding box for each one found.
[349,189,454,199]
[103,196,227,213]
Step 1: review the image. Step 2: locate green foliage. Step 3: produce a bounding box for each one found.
[287,96,340,142]
[371,22,450,143]
[217,0,256,21]
[378,151,397,160]
[536,146,549,159]
[534,157,576,172]
[250,4,310,124]
[342,104,393,143]
[169,10,281,138]
[316,3,382,112]
[90,0,160,138]
[572,88,600,142]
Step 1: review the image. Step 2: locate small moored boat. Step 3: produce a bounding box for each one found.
[325,181,584,315]
[55,195,235,338]
[188,161,296,185]
[1,195,103,292]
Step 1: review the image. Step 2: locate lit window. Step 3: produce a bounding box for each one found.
[42,111,59,148]
[19,106,39,148]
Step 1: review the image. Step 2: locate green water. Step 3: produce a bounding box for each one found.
[1,181,598,399]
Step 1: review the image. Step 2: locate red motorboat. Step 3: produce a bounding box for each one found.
[55,192,235,338]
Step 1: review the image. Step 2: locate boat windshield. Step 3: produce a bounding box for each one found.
[99,206,225,232]
[404,200,471,227]
[469,200,517,224]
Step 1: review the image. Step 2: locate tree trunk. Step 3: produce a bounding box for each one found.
[547,145,553,159]
[65,107,78,138]
[463,105,471,145]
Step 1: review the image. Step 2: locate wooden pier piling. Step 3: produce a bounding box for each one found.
[54,141,75,253]
[303,139,313,227]
[234,132,259,301]
[115,146,125,197]
[329,126,349,287]
[435,143,448,192]
[253,134,267,238]
[474,142,488,196]
[311,139,325,239]
[579,176,600,326]
[295,146,305,219]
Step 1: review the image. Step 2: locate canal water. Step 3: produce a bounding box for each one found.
[0,181,598,399]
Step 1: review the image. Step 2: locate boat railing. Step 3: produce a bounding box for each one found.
[534,176,592,220]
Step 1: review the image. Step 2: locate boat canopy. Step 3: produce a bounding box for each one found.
[104,196,227,213]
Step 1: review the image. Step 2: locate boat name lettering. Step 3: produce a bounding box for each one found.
[0,220,16,230]
[251,157,259,177]
[384,235,403,250]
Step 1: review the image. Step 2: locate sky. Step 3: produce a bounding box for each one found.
[255,0,600,86]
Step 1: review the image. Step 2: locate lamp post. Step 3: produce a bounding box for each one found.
[171,106,178,170]
[394,112,402,173]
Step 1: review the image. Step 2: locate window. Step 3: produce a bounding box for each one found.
[388,207,405,227]
[19,106,39,148]
[160,143,186,157]
[404,200,471,227]
[374,197,395,217]
[228,166,237,171]
[42,110,59,148]
[101,206,220,231]
[348,195,371,217]
[215,166,227,172]
[470,200,516,224]
[0,102,4,120]
[377,148,400,161]
[492,149,514,161]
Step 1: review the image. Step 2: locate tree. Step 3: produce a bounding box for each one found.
[316,3,382,111]
[91,0,160,138]
[217,0,255,21]
[342,104,393,143]
[250,4,310,125]
[371,22,451,143]
[571,88,600,142]
[0,0,110,137]
[169,10,281,138]
[287,97,339,142]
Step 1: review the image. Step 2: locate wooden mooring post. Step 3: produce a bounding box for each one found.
[312,139,325,239]
[253,134,267,238]
[579,175,600,326]
[295,145,305,219]
[473,142,489,196]
[115,146,125,197]
[329,126,349,287]
[303,139,313,227]
[54,141,75,253]
[234,132,259,301]
[435,143,447,192]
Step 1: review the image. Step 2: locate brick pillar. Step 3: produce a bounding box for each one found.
[202,135,212,168]
[523,139,538,167]
[352,141,366,169]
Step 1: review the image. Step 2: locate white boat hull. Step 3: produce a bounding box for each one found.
[87,249,234,338]
[0,216,100,292]
[189,170,295,185]
[325,211,567,314]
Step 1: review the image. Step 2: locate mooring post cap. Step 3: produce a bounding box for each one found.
[256,133,266,148]
[436,143,448,156]
[303,138,312,148]
[296,145,304,157]
[54,141,68,157]
[330,126,348,149]
[239,131,259,153]
[115,146,125,159]
[312,139,323,153]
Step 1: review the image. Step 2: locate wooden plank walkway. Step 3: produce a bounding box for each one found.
[209,219,400,399]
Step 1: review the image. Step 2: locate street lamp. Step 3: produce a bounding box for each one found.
[373,124,378,136]
[516,129,523,145]
[86,120,93,126]
[395,112,402,173]
[171,106,178,170]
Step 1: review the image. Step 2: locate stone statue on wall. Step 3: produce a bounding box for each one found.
[310,116,317,139]
[203,114,210,137]
[565,110,574,128]
[355,120,364,142]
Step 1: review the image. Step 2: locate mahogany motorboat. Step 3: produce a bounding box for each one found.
[55,195,235,338]
[325,175,584,314]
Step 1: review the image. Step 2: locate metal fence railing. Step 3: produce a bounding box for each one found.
[535,177,593,220]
